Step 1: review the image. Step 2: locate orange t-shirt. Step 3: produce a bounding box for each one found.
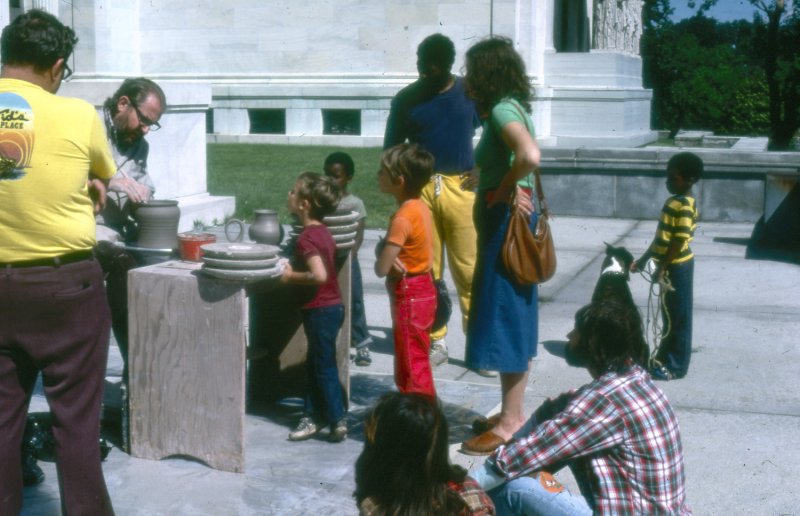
[385,198,433,276]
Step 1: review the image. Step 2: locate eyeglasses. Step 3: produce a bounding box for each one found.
[131,102,161,131]
[62,62,72,81]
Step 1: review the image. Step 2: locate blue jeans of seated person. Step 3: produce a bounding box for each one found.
[302,304,345,425]
[491,475,593,516]
[350,256,372,349]
[489,412,593,516]
[657,258,694,377]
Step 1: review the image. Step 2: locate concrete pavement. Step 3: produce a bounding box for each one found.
[23,216,800,515]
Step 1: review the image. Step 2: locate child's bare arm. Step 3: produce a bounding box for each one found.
[375,242,404,278]
[280,255,327,285]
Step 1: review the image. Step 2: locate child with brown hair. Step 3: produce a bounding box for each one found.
[375,144,437,398]
[281,172,347,442]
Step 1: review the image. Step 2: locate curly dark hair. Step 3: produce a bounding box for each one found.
[380,143,434,197]
[667,152,704,183]
[104,77,167,117]
[323,151,355,178]
[464,36,534,114]
[578,301,649,373]
[354,392,469,515]
[1,9,78,71]
[417,33,456,71]
[294,171,342,220]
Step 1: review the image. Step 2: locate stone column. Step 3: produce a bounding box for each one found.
[0,3,10,28]
[24,0,59,14]
[592,0,642,55]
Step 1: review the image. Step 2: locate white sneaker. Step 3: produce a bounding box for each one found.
[475,368,499,378]
[430,339,448,367]
[288,417,318,441]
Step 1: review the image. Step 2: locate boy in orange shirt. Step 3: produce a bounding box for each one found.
[375,144,437,398]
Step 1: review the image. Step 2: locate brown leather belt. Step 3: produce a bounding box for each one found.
[2,250,94,268]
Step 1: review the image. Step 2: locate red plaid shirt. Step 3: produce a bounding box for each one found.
[490,365,691,515]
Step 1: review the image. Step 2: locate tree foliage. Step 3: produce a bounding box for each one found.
[642,0,799,148]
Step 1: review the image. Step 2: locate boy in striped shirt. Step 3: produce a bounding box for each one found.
[632,152,703,381]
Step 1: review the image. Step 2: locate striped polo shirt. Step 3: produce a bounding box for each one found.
[652,195,697,264]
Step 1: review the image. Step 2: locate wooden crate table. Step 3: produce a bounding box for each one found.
[128,260,247,473]
[127,254,351,473]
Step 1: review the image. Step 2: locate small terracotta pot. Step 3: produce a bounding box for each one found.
[178,233,217,262]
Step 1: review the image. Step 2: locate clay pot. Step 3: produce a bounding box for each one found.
[225,209,283,245]
[249,209,283,245]
[132,200,180,249]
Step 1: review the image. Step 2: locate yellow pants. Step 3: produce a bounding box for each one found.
[421,173,477,341]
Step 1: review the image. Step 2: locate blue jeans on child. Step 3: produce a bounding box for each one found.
[658,258,694,377]
[350,255,372,349]
[301,304,345,425]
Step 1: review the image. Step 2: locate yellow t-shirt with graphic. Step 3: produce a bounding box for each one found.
[0,78,115,261]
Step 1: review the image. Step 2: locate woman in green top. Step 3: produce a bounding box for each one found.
[460,37,545,456]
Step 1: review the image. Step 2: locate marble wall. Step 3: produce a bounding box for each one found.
[53,0,655,151]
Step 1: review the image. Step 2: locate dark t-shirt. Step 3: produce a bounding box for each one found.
[294,224,341,310]
[384,77,479,173]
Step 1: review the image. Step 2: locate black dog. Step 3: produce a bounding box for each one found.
[591,243,649,366]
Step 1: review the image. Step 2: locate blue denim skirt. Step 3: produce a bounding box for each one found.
[466,197,538,373]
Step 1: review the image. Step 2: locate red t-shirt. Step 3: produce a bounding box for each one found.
[294,224,341,310]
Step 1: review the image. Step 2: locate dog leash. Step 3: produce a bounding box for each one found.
[638,264,674,369]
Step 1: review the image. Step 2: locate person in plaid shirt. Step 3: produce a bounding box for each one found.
[471,303,691,515]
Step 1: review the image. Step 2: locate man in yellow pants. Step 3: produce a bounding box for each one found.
[384,34,482,370]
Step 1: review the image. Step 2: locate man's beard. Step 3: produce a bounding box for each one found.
[565,342,589,368]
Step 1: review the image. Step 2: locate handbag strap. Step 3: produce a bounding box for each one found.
[507,100,548,216]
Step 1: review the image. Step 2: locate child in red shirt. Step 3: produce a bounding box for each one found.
[281,172,347,442]
[375,144,437,398]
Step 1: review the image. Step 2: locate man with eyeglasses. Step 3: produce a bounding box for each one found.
[94,78,167,447]
[0,9,116,515]
[96,77,167,242]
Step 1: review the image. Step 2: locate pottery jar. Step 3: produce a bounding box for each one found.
[248,209,283,245]
[132,200,181,249]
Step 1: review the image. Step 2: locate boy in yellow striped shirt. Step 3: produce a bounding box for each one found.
[632,152,703,381]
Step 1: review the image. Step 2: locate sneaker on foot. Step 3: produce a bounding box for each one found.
[475,368,499,378]
[329,419,347,442]
[288,417,319,441]
[430,339,448,367]
[355,347,372,367]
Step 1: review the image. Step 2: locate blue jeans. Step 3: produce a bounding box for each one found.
[657,259,694,377]
[350,256,372,349]
[301,304,345,425]
[491,475,593,516]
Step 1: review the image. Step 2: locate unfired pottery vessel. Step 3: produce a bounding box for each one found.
[248,209,283,245]
[132,200,180,249]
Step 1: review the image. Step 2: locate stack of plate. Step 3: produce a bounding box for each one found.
[285,209,360,252]
[199,242,284,282]
[324,209,360,251]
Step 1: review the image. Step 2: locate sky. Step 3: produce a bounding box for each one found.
[671,0,760,22]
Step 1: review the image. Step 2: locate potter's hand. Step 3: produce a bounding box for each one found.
[110,176,152,204]
[88,178,108,214]
[460,169,479,192]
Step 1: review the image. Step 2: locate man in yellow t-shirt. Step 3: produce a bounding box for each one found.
[0,10,116,515]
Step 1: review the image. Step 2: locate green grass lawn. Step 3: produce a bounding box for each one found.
[207,144,395,229]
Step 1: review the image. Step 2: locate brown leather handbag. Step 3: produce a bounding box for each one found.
[502,167,556,285]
